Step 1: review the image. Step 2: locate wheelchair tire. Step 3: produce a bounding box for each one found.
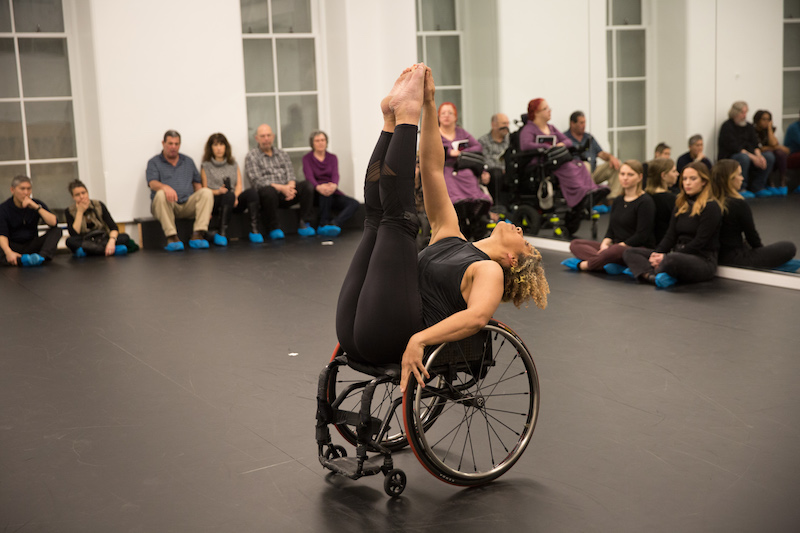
[327,346,409,452]
[509,204,541,236]
[401,320,540,487]
[383,469,407,497]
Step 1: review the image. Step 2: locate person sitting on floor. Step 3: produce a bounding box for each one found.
[302,130,359,237]
[623,162,722,289]
[676,134,712,174]
[645,158,679,244]
[0,175,61,267]
[710,159,797,271]
[753,109,790,196]
[65,180,138,257]
[562,160,654,275]
[718,101,775,198]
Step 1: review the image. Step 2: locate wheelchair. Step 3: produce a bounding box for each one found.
[501,116,602,240]
[315,319,540,497]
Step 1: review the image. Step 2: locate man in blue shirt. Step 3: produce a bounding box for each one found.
[146,130,214,251]
[0,175,61,266]
[565,111,621,202]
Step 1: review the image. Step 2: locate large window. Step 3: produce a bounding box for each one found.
[606,0,647,161]
[241,0,319,179]
[416,0,464,122]
[0,0,77,215]
[784,0,800,133]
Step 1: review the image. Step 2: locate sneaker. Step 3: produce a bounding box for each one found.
[603,263,627,275]
[213,234,228,247]
[740,190,756,199]
[269,229,285,240]
[164,241,185,252]
[74,247,87,258]
[189,239,209,249]
[297,223,316,237]
[114,245,128,256]
[654,272,677,289]
[249,232,264,243]
[20,253,44,267]
[560,257,581,271]
[318,225,341,237]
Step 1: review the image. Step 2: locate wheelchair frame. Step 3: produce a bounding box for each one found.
[315,319,540,497]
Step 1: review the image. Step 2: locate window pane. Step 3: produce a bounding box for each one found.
[608,81,614,128]
[278,94,318,149]
[276,38,316,91]
[783,117,796,136]
[420,0,456,31]
[0,102,24,160]
[13,0,64,32]
[786,0,800,18]
[784,71,800,117]
[18,38,71,97]
[611,0,641,25]
[785,22,800,68]
[241,0,269,33]
[243,39,275,93]
[29,161,77,215]
[246,95,276,151]
[425,35,460,86]
[617,29,645,77]
[606,31,613,78]
[272,0,311,33]
[0,163,27,183]
[617,129,646,161]
[417,35,423,63]
[617,80,645,127]
[0,0,10,32]
[25,100,76,159]
[437,89,462,123]
[288,150,305,183]
[0,38,19,97]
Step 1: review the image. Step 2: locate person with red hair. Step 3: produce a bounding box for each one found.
[519,98,608,213]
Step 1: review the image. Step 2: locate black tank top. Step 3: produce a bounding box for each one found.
[417,236,490,327]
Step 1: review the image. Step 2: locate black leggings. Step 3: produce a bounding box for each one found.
[335,125,423,365]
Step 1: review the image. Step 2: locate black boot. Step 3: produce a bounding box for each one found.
[248,201,264,243]
[219,204,232,238]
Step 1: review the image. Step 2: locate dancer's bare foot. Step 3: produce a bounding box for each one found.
[423,66,435,105]
[381,67,412,118]
[390,63,425,125]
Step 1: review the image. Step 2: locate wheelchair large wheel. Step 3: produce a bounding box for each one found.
[402,320,540,486]
[327,346,409,451]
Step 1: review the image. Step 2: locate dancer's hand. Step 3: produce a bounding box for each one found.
[400,336,430,393]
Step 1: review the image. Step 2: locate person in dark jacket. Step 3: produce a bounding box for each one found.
[717,101,774,197]
[65,180,137,257]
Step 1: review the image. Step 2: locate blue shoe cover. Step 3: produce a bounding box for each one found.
[20,253,44,266]
[74,247,87,258]
[794,186,800,194]
[754,189,773,198]
[740,190,756,198]
[560,257,581,271]
[603,263,626,275]
[774,259,800,273]
[114,245,128,256]
[298,224,315,237]
[622,268,635,279]
[318,225,341,237]
[189,239,209,249]
[249,232,264,243]
[768,187,781,195]
[777,186,788,196]
[654,272,677,289]
[213,234,228,247]
[593,205,609,214]
[164,241,185,252]
[269,229,285,240]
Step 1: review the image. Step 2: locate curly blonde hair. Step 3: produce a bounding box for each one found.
[502,246,549,309]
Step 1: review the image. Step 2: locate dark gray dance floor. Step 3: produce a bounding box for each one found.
[2,227,799,532]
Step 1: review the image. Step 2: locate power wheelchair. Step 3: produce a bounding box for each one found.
[500,115,605,240]
[315,319,540,497]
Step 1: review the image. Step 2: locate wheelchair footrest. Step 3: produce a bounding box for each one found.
[320,455,386,480]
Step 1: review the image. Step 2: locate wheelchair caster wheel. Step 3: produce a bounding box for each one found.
[384,468,407,497]
[324,445,347,460]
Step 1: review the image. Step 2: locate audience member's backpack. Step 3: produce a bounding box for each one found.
[80,229,109,255]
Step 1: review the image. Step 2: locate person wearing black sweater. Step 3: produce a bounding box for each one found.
[645,158,678,244]
[717,101,774,197]
[710,159,796,269]
[623,162,722,288]
[563,160,654,273]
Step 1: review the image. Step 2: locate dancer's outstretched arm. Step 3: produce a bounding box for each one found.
[419,68,462,244]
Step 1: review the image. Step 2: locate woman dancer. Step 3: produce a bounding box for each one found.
[335,65,548,391]
[645,158,679,244]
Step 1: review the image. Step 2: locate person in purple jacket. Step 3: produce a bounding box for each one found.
[438,102,493,240]
[519,98,609,211]
[302,131,359,237]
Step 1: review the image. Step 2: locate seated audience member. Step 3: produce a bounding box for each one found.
[645,158,679,244]
[65,180,137,257]
[654,142,671,159]
[785,110,800,170]
[718,101,774,198]
[146,129,213,251]
[520,98,609,211]
[477,113,510,200]
[564,110,622,198]
[0,175,60,267]
[562,160,654,274]
[710,159,797,270]
[201,133,263,245]
[439,101,493,240]
[302,130,359,237]
[753,110,790,195]
[623,162,722,288]
[244,124,315,240]
[676,134,712,174]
